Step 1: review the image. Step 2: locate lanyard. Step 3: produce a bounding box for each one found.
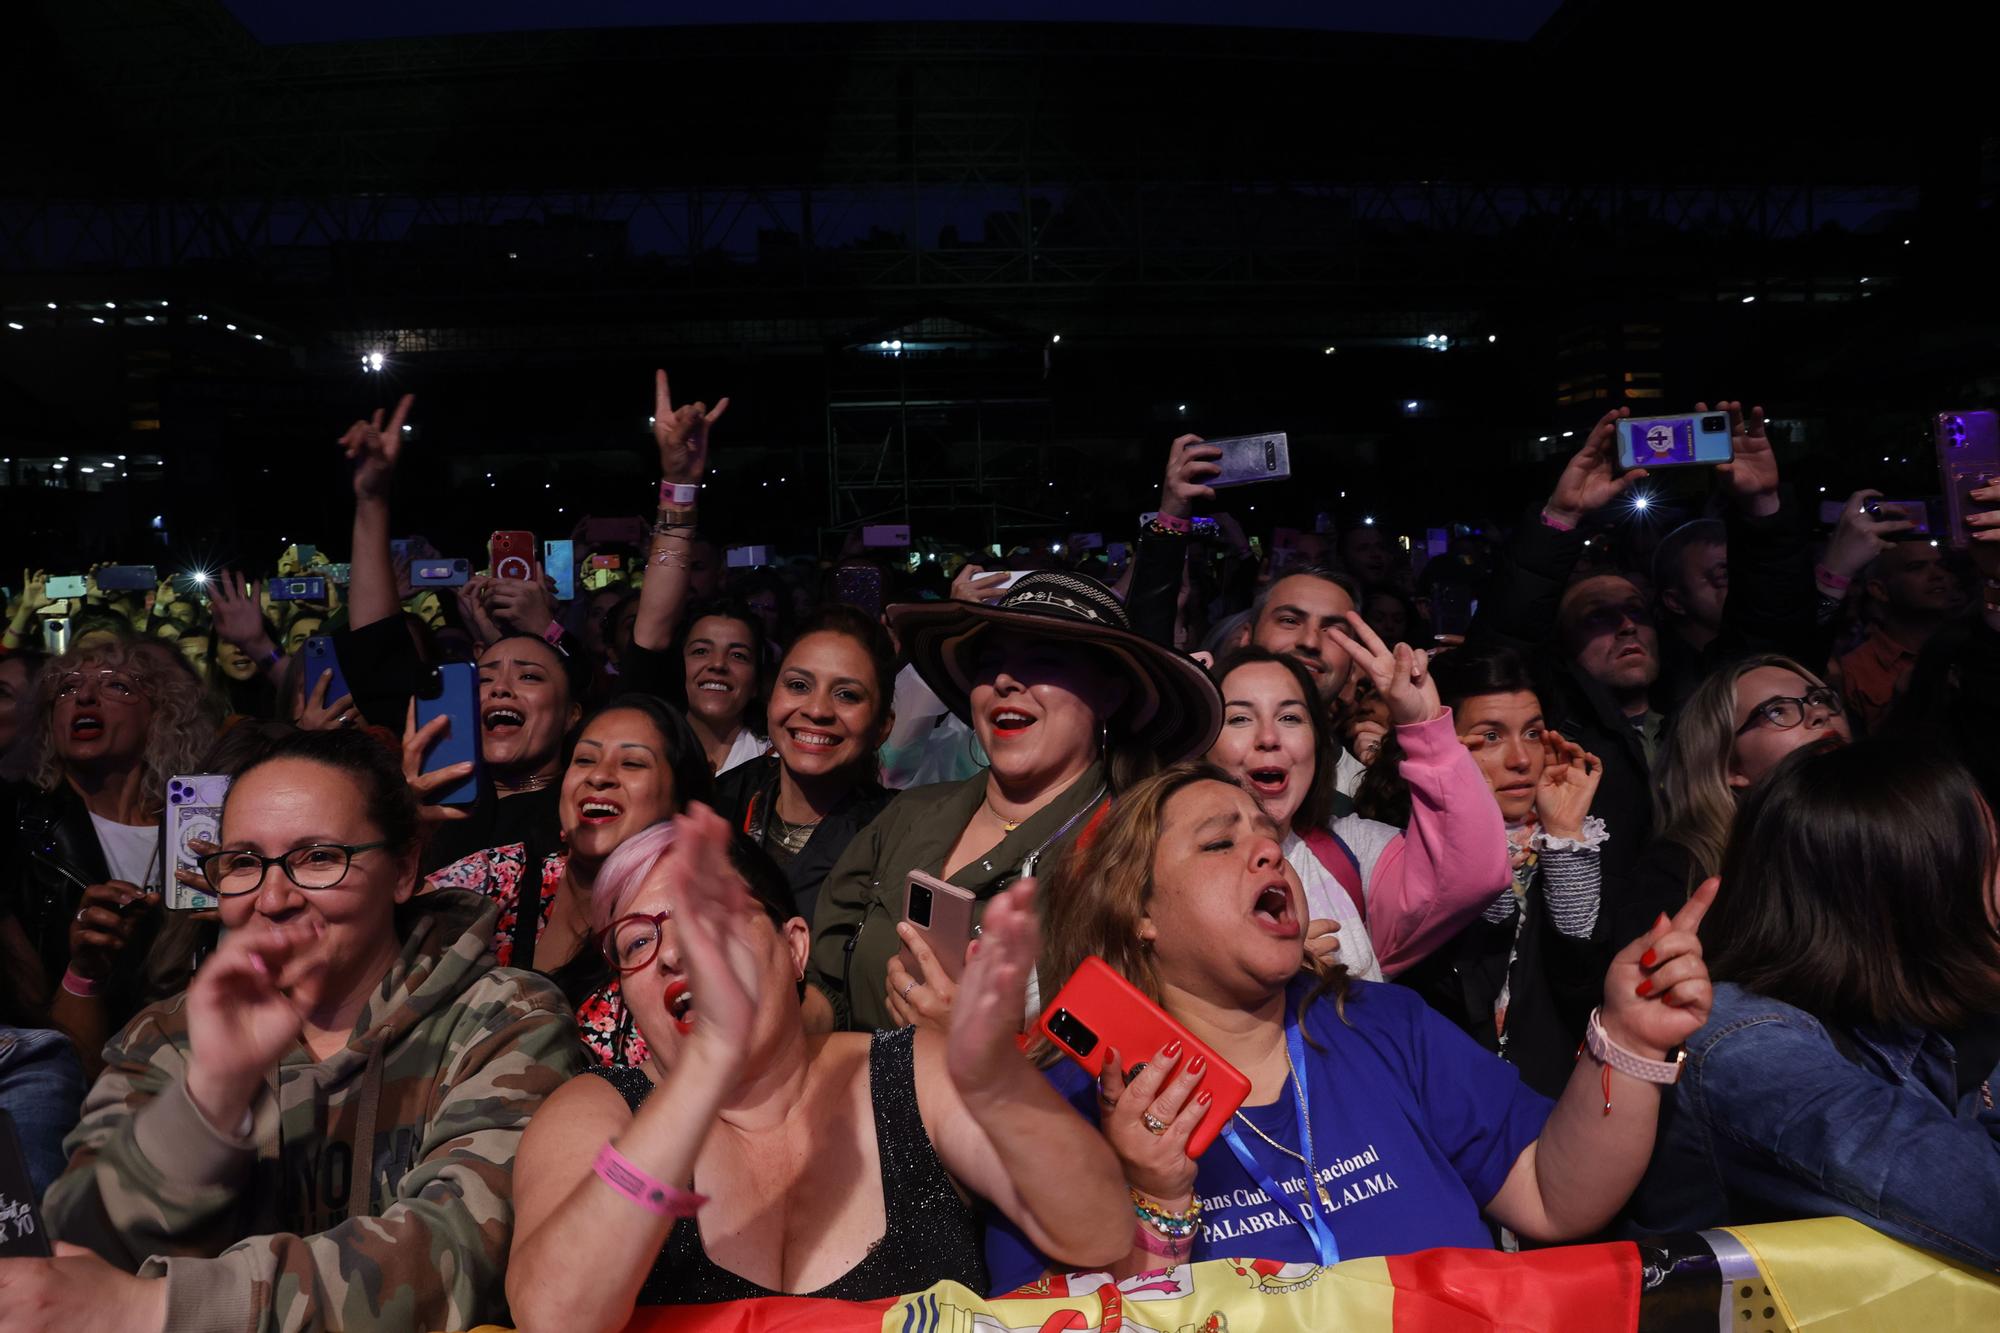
[1217,1021,1341,1267]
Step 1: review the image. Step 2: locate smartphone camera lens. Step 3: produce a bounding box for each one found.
[1700,414,1727,433]
[1047,1008,1099,1057]
[909,885,933,929]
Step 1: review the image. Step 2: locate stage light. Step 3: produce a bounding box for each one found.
[253,333,263,340]
[1562,430,1575,438]
[80,466,95,474]
[1487,334,1497,343]
[1178,404,1188,413]
[1538,435,1550,442]
[1859,277,1870,284]
[5,322,20,331]
[1051,334,1061,343]
[145,315,155,322]
[1362,516,1376,526]
[402,424,410,432]
[1740,296,1756,304]
[225,323,237,330]
[45,302,55,309]
[105,302,116,309]
[890,340,902,350]
[1323,346,1336,354]
[367,351,385,371]
[90,316,105,324]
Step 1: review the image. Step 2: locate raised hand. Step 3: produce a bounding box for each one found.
[1601,877,1718,1060]
[1333,611,1440,726]
[1710,400,1780,516]
[1823,489,1916,583]
[17,570,50,617]
[950,563,1012,605]
[1095,1038,1205,1205]
[1159,433,1220,521]
[338,394,414,501]
[1534,730,1602,841]
[944,878,1039,1101]
[1545,408,1639,527]
[184,918,320,1130]
[455,578,502,648]
[66,880,161,982]
[483,576,558,636]
[885,922,958,1032]
[654,370,730,484]
[295,669,358,732]
[665,804,765,1079]
[401,702,472,824]
[1962,478,2000,583]
[208,570,277,659]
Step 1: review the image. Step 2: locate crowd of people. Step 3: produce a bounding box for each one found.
[0,375,1997,1333]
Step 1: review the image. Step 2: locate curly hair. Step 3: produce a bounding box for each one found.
[32,634,221,814]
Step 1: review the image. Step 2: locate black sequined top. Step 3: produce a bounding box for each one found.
[587,1026,989,1304]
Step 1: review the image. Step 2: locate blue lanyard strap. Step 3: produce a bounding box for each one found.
[1215,1020,1341,1267]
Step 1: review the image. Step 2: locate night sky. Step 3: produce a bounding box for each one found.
[221,0,1563,44]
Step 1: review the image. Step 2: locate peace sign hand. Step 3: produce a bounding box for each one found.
[654,370,730,484]
[339,394,414,501]
[1333,611,1439,726]
[1602,877,1719,1060]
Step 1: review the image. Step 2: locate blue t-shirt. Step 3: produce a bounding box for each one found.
[984,978,1554,1293]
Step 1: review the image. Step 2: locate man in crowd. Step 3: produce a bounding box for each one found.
[1831,540,1954,734]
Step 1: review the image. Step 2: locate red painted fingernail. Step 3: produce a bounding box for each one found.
[1188,1057,1207,1077]
[1163,1040,1182,1059]
[1636,979,1653,997]
[1640,949,1657,969]
[1196,1091,1213,1105]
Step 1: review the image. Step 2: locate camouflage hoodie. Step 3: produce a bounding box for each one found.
[43,888,585,1333]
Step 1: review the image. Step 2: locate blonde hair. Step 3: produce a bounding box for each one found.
[32,635,220,815]
[1654,653,1830,886]
[1037,760,1346,1062]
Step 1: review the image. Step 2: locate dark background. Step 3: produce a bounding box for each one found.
[0,0,1989,578]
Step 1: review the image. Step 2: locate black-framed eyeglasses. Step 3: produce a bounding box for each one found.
[598,909,672,975]
[198,841,390,896]
[1736,687,1844,736]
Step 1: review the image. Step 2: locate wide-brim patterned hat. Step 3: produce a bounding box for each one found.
[887,571,1223,766]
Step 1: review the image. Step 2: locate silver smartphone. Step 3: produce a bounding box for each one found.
[1206,432,1291,488]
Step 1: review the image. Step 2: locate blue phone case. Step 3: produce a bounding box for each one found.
[1615,412,1735,470]
[301,635,352,708]
[413,662,481,806]
[544,540,576,602]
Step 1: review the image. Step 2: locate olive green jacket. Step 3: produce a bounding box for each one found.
[809,763,1109,1031]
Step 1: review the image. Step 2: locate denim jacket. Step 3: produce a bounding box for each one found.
[1624,982,2000,1271]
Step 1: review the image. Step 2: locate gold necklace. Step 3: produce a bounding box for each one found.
[984,795,1023,832]
[1231,1045,1334,1213]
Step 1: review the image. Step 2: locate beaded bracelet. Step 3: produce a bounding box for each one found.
[1130,1188,1201,1239]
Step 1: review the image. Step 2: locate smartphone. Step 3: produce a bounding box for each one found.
[301,635,352,709]
[1069,532,1106,552]
[325,562,352,585]
[39,616,71,654]
[726,545,770,569]
[390,538,413,564]
[410,559,471,588]
[269,576,327,602]
[0,1110,52,1258]
[544,540,576,601]
[44,574,87,599]
[170,572,211,596]
[1190,516,1220,540]
[295,544,319,566]
[1429,583,1476,638]
[862,524,911,549]
[1206,432,1292,488]
[96,564,157,591]
[1936,410,2000,549]
[897,870,979,984]
[1038,957,1251,1157]
[489,530,537,582]
[413,662,481,807]
[1615,412,1734,470]
[588,553,623,571]
[164,774,230,911]
[834,564,884,618]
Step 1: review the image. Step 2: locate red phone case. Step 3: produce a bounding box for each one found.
[1037,956,1250,1157]
[489,530,538,582]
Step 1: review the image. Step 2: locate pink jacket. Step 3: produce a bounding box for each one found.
[1326,709,1511,978]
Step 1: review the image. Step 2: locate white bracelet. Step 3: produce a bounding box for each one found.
[1583,1007,1685,1085]
[1532,815,1609,854]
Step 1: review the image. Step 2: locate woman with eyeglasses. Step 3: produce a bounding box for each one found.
[29,727,584,1333]
[1617,655,1848,946]
[506,806,1128,1326]
[0,635,216,1063]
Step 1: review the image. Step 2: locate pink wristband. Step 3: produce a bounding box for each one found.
[1133,1221,1192,1259]
[541,620,565,648]
[1539,509,1577,533]
[593,1143,707,1218]
[61,967,103,998]
[1151,511,1192,534]
[1814,564,1852,592]
[658,480,699,508]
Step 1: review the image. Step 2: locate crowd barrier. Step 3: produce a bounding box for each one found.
[467,1217,1998,1332]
